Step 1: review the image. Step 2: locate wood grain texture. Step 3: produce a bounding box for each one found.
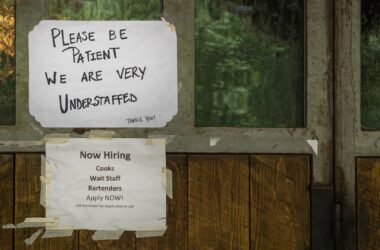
[188,155,249,250]
[79,231,135,250]
[136,154,188,250]
[14,154,78,250]
[250,155,310,250]
[357,158,380,250]
[0,154,14,250]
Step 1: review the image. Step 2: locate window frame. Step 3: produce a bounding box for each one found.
[1,0,332,184]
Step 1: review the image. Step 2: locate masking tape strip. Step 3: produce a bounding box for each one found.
[2,224,16,229]
[147,138,166,145]
[135,227,167,238]
[42,229,73,239]
[43,134,70,144]
[40,155,52,208]
[307,139,318,155]
[0,141,44,147]
[92,230,124,241]
[148,135,175,145]
[25,228,44,246]
[161,17,176,32]
[0,133,70,147]
[17,218,58,228]
[87,130,115,140]
[162,167,173,198]
[210,137,221,147]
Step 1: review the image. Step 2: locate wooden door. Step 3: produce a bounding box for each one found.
[335,0,380,249]
[0,0,334,249]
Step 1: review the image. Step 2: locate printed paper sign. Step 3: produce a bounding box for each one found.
[29,21,177,127]
[45,138,166,230]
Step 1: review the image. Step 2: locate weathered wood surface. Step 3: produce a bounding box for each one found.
[0,153,315,249]
[357,158,380,250]
[79,231,135,250]
[14,154,78,250]
[188,155,250,250]
[0,155,14,250]
[136,154,188,250]
[250,155,310,250]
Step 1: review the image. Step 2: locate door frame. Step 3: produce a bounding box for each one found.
[2,0,335,248]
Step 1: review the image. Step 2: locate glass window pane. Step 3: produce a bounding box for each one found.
[195,0,305,127]
[46,0,161,20]
[361,0,380,130]
[0,0,15,125]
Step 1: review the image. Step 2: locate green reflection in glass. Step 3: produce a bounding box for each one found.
[195,0,305,127]
[361,0,380,130]
[0,0,15,125]
[46,0,161,20]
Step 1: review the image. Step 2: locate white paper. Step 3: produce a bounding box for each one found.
[45,138,166,230]
[29,20,177,127]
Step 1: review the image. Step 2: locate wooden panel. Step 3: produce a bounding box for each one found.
[188,155,249,249]
[0,154,14,250]
[250,155,310,250]
[79,231,135,250]
[357,158,380,250]
[136,154,188,250]
[15,154,78,250]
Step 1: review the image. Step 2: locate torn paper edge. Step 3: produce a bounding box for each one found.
[92,229,124,241]
[135,227,167,238]
[25,228,44,246]
[307,139,318,155]
[162,169,173,199]
[148,135,175,145]
[210,137,221,147]
[87,130,115,140]
[161,17,176,32]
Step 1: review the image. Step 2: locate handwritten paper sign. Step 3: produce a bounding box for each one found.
[29,21,177,127]
[46,138,166,230]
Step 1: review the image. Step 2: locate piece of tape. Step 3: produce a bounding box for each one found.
[307,139,318,155]
[210,137,221,147]
[0,141,44,147]
[92,230,124,241]
[135,227,167,238]
[147,138,166,145]
[43,134,70,144]
[2,224,16,229]
[87,130,115,140]
[164,169,173,199]
[25,228,44,246]
[148,135,175,145]
[42,229,73,239]
[161,17,176,32]
[17,218,58,228]
[40,155,52,208]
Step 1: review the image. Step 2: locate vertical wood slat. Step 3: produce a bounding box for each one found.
[357,158,380,250]
[250,155,310,250]
[0,154,14,250]
[14,154,78,250]
[188,155,249,250]
[136,154,188,250]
